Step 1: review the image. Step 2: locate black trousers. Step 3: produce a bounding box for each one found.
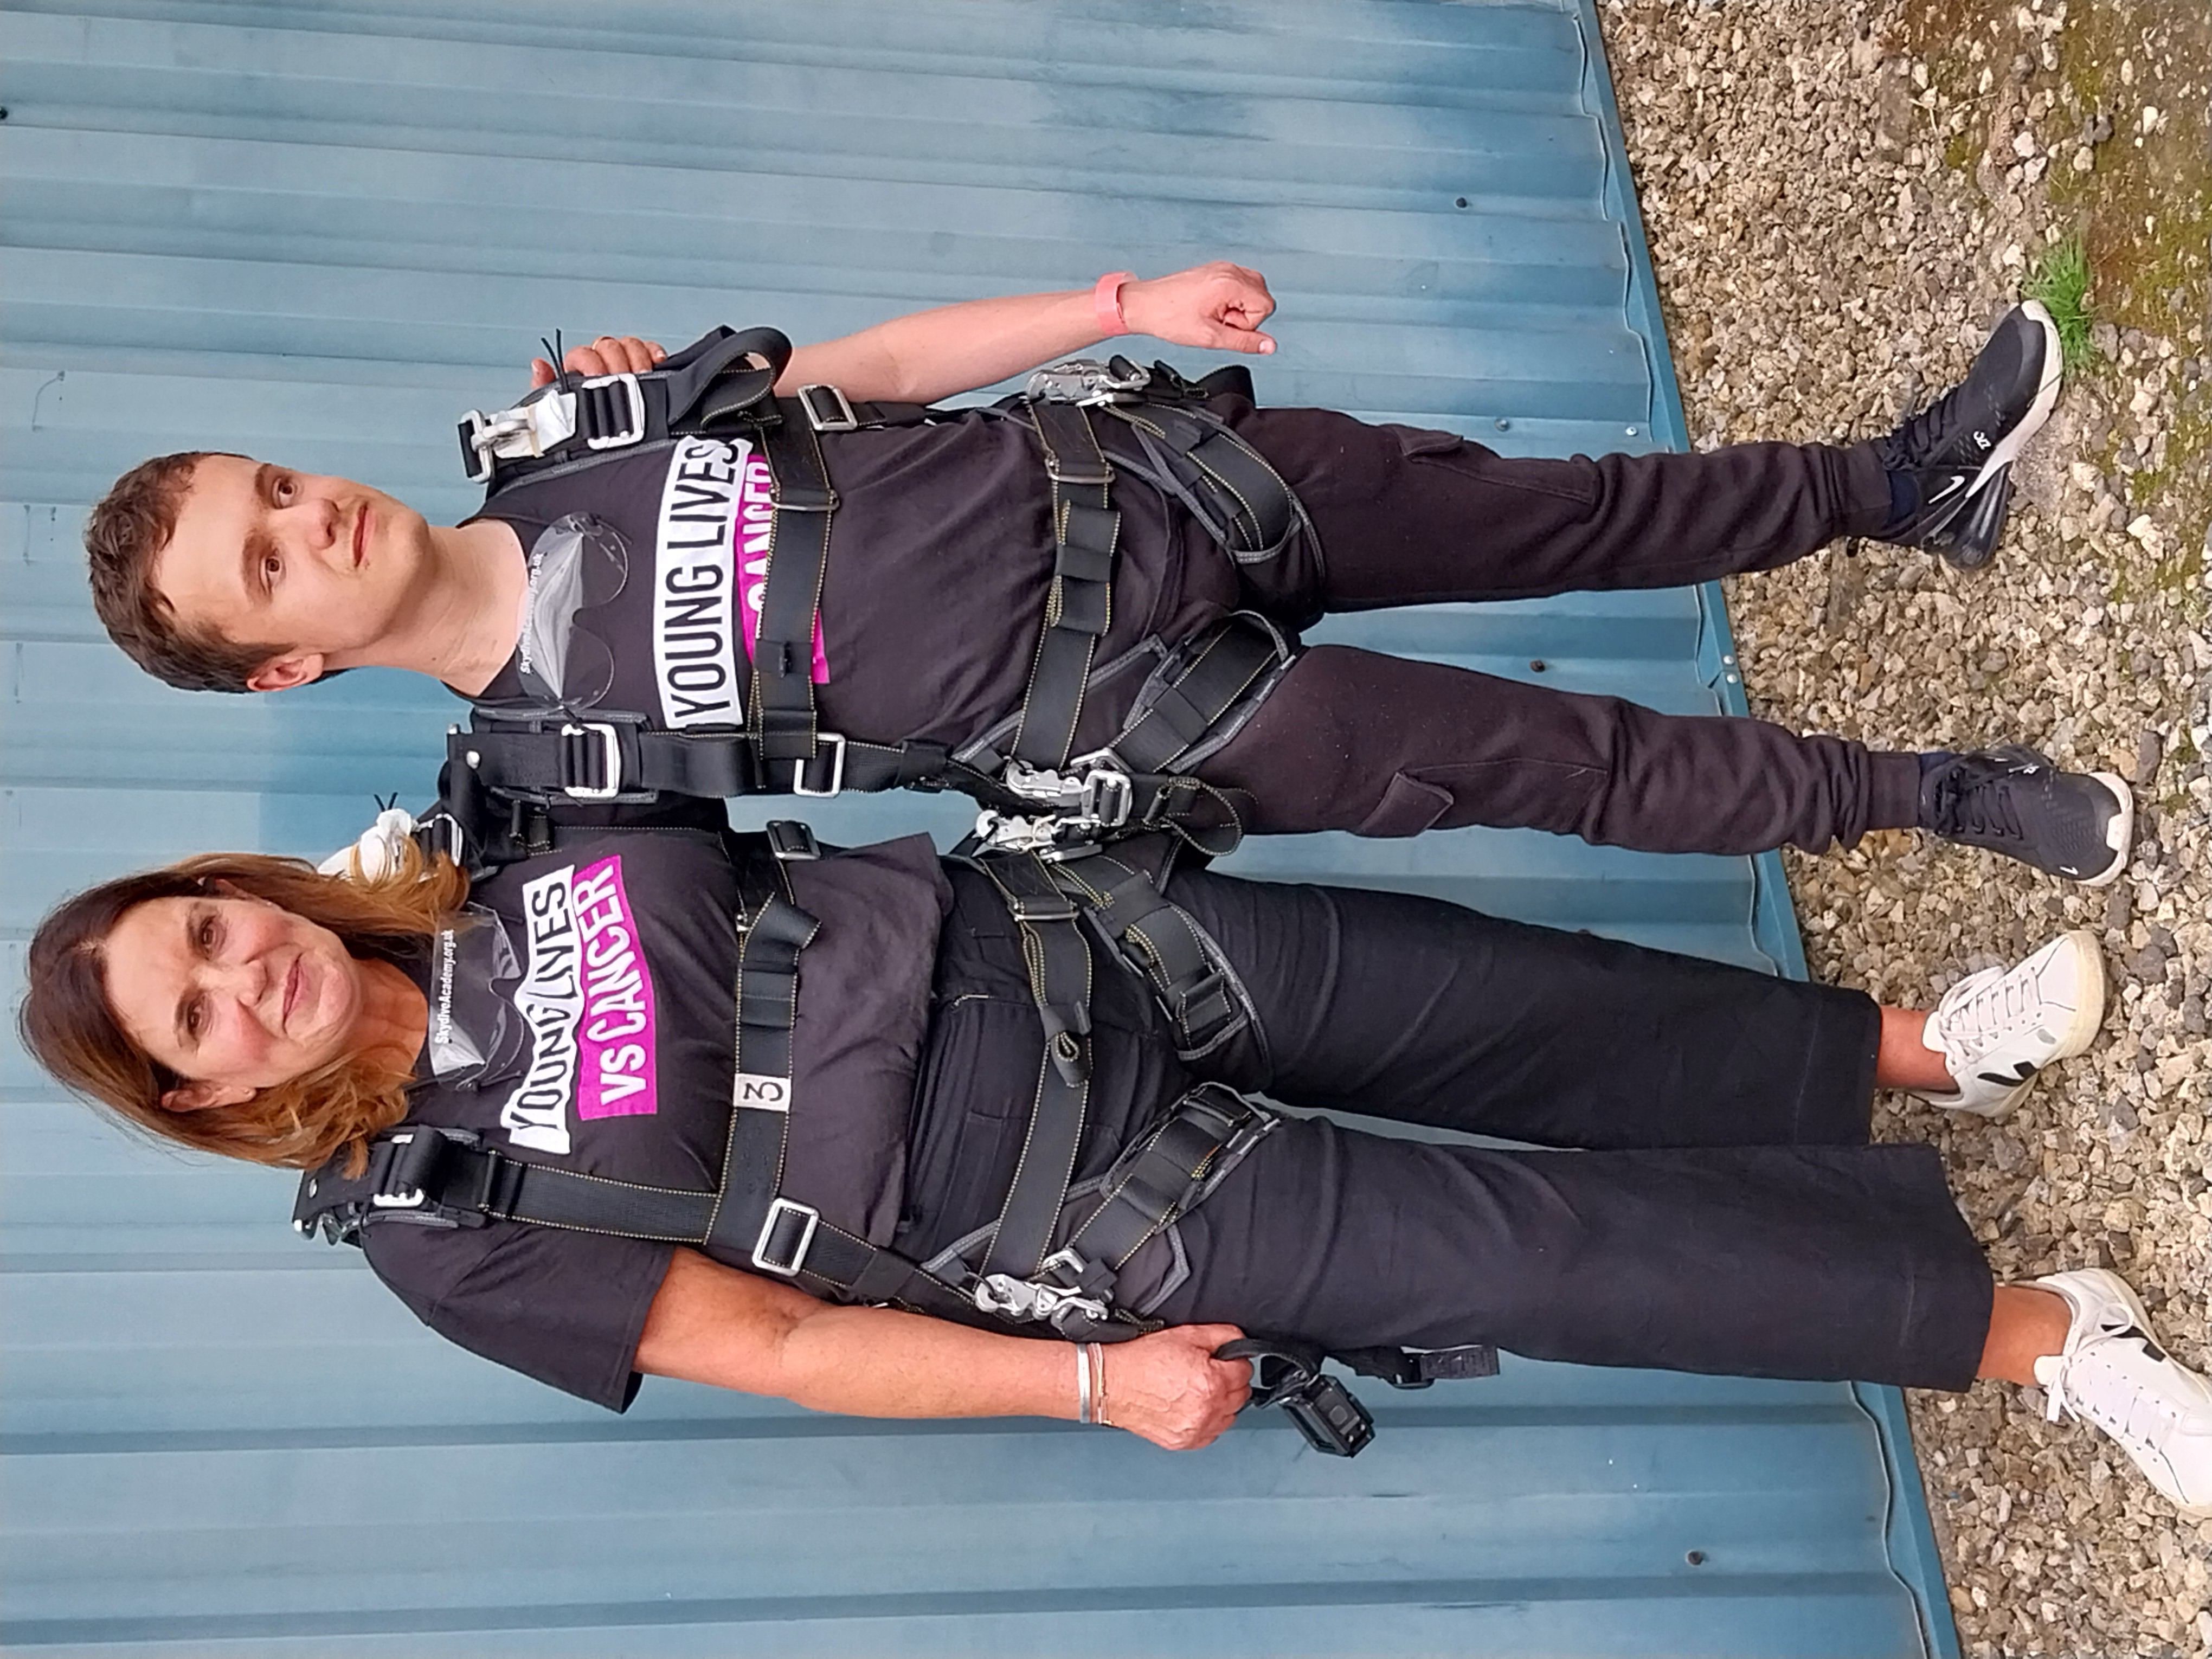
[1187,407,1924,853]
[901,865,1994,1392]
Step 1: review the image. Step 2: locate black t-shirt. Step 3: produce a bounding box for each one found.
[466,408,1238,758]
[362,830,951,1410]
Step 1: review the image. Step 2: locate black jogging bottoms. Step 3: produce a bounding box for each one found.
[900,865,1994,1393]
[1188,404,1928,854]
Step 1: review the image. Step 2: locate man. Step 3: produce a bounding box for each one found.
[84,260,2131,879]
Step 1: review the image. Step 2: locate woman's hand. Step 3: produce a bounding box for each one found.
[528,334,667,388]
[1118,261,1276,356]
[1101,1323,1253,1450]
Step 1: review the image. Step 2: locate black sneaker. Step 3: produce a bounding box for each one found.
[1875,301,2062,566]
[1919,745,2133,885]
[1917,462,2012,572]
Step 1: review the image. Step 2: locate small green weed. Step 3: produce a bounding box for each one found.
[2023,237,2095,372]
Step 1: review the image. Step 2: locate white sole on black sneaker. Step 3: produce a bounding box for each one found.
[2075,770,2134,889]
[1969,299,2064,497]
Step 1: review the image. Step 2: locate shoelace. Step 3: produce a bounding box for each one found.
[1934,960,2046,1057]
[1876,392,1956,472]
[1928,769,2027,844]
[2042,1331,2194,1458]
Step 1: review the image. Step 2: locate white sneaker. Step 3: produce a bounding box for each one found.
[1913,930,2104,1116]
[2031,1269,2212,1520]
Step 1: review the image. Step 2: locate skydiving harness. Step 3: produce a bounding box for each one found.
[292,825,1496,1454]
[442,326,1310,870]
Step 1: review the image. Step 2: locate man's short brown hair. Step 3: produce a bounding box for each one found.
[84,452,290,694]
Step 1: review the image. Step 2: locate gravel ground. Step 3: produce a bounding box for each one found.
[1597,3,2211,1653]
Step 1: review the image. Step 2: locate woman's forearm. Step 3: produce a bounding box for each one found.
[778,1301,1078,1420]
[634,1247,1251,1448]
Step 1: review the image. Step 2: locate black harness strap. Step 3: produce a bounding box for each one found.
[1108,614,1287,778]
[1011,399,1118,769]
[746,401,839,778]
[969,850,1095,1283]
[1100,398,1304,565]
[1044,843,1244,1059]
[1036,1082,1268,1312]
[702,885,818,1265]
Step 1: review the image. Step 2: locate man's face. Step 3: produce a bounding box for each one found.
[151,455,435,690]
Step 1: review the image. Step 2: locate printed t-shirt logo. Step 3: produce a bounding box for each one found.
[652,435,829,729]
[498,857,660,1154]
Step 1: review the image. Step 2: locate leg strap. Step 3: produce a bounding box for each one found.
[967,851,1095,1282]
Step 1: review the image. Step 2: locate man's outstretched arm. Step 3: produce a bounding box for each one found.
[529,260,1276,404]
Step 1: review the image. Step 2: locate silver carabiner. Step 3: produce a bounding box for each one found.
[973,1271,1111,1328]
[1024,357,1153,407]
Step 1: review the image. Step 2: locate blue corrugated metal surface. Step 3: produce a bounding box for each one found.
[0,3,1958,1652]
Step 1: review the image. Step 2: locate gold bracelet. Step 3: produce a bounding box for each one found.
[1089,1342,1111,1428]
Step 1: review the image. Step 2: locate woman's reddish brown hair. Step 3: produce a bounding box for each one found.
[20,843,468,1173]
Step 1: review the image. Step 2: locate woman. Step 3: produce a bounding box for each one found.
[21,820,2210,1517]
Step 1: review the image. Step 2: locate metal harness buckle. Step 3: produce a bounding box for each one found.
[751,1197,820,1277]
[791,732,847,798]
[972,1271,1112,1329]
[1001,757,1134,827]
[973,757,1135,854]
[797,383,858,432]
[1025,357,1154,407]
[559,722,622,800]
[967,811,1049,856]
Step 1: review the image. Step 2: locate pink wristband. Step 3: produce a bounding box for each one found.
[1092,270,1133,337]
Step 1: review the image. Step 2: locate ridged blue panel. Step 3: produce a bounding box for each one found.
[0,3,1956,1654]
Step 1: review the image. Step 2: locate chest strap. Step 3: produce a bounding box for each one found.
[463,326,931,496]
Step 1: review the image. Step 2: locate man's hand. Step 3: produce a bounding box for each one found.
[1120,261,1277,356]
[528,335,667,389]
[1099,1323,1253,1450]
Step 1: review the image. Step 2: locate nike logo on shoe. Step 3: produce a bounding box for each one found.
[1976,1061,2040,1087]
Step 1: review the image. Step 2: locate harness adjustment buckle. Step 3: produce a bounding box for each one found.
[797,383,858,433]
[970,809,1064,856]
[458,384,582,483]
[577,372,645,449]
[751,1197,820,1277]
[559,722,623,800]
[1004,890,1080,925]
[999,758,1135,832]
[972,1271,1113,1330]
[791,733,847,798]
[764,820,821,861]
[413,811,466,870]
[1025,357,1153,408]
[370,1130,430,1210]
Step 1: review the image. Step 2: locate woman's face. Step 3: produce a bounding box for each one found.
[102,892,372,1110]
